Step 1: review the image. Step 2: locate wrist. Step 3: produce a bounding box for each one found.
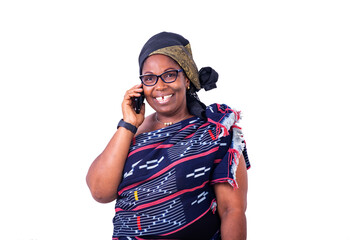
[117,119,137,134]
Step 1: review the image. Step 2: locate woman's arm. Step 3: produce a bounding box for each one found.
[214,153,248,240]
[86,127,136,203]
[86,84,145,203]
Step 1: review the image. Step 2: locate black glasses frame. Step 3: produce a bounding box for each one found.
[139,69,183,86]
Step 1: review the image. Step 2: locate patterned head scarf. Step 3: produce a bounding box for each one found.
[139,32,218,118]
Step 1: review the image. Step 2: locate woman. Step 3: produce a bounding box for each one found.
[86,32,250,240]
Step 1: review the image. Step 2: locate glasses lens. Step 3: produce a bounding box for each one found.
[141,75,157,86]
[161,71,178,83]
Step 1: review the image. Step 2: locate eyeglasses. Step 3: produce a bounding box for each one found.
[139,69,183,86]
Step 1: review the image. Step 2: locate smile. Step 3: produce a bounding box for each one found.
[155,94,173,103]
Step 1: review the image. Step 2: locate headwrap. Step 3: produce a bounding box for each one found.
[138,32,218,119]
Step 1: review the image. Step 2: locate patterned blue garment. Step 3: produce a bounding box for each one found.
[112,104,250,240]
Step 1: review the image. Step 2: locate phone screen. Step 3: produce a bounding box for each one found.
[133,91,144,114]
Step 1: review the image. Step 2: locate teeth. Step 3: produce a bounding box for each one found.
[156,94,172,102]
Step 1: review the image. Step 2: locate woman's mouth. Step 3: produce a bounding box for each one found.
[155,94,173,103]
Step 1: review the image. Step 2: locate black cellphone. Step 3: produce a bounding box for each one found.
[132,90,145,114]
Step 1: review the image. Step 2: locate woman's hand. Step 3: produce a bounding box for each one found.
[121,83,145,128]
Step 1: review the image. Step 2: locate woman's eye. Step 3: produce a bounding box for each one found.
[165,73,175,79]
[144,76,154,82]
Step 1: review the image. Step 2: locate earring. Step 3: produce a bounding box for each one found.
[187,85,190,90]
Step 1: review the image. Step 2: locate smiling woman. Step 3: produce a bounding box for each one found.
[86,32,250,240]
[140,54,190,128]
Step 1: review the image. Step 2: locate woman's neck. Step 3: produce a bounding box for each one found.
[154,111,193,126]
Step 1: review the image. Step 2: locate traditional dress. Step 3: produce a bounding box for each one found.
[112,104,250,240]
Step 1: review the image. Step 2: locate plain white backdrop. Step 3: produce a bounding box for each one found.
[1,0,359,239]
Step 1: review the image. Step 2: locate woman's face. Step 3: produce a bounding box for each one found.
[141,54,190,117]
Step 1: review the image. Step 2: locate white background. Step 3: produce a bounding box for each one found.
[1,0,359,239]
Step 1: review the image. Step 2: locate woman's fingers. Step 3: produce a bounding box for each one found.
[121,84,145,127]
[124,84,143,100]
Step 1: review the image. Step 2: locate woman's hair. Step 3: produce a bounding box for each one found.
[139,32,218,119]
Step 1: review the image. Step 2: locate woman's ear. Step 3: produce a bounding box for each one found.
[186,78,190,90]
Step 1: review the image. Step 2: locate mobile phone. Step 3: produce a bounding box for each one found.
[132,90,144,114]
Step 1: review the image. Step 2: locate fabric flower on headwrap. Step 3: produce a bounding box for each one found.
[138,31,218,118]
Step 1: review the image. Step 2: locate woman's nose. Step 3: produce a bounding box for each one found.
[154,77,167,90]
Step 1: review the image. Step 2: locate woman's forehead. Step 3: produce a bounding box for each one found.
[142,54,180,71]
